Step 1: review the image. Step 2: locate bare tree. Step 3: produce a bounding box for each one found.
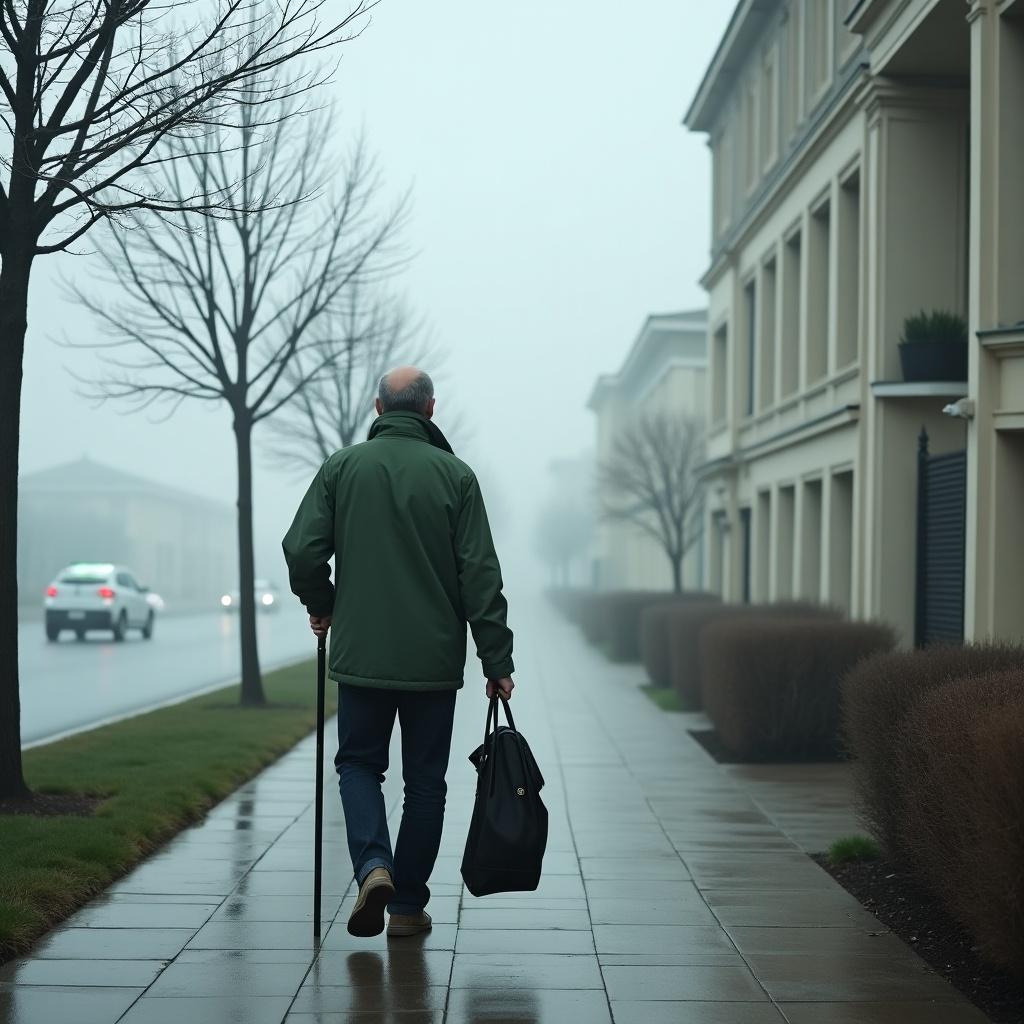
[533,498,592,588]
[265,284,434,471]
[0,0,373,798]
[598,413,704,594]
[67,97,407,711]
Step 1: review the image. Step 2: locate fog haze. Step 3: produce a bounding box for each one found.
[19,1,733,592]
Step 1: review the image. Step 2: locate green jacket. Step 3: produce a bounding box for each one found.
[282,411,514,691]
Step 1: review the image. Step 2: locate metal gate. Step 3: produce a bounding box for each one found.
[915,429,967,647]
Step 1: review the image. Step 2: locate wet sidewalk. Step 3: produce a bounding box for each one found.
[1,600,989,1023]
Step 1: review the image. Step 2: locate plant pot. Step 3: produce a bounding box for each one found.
[898,339,968,383]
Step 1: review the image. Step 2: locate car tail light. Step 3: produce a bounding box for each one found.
[46,585,58,597]
[98,586,116,600]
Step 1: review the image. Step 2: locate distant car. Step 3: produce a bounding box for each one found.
[220,578,280,613]
[44,563,156,642]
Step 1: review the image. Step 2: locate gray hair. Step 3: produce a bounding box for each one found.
[378,370,434,414]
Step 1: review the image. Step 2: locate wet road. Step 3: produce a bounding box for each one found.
[19,610,315,745]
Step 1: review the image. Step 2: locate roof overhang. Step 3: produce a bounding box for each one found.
[587,311,708,413]
[684,0,780,133]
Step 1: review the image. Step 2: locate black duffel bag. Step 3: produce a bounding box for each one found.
[461,696,548,897]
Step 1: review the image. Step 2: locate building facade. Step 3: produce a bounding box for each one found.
[686,0,1024,644]
[19,457,236,608]
[588,311,708,591]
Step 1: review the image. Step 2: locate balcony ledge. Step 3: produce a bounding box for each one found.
[871,381,967,398]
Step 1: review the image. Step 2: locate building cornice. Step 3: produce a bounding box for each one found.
[684,0,781,132]
[586,312,708,412]
[700,62,869,290]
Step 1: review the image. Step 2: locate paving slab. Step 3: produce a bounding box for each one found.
[1,598,988,1023]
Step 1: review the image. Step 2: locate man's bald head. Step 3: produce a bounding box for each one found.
[376,366,435,417]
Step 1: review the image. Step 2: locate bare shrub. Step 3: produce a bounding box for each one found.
[577,591,715,662]
[840,643,1024,857]
[668,601,840,710]
[701,617,896,761]
[899,671,1024,975]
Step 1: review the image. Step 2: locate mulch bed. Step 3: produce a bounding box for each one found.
[0,793,103,817]
[688,727,842,765]
[816,855,1024,1024]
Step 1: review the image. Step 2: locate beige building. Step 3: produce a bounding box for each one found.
[587,311,708,591]
[19,457,235,608]
[685,0,1024,645]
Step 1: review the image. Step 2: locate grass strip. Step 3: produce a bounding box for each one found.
[0,658,335,961]
[639,683,686,712]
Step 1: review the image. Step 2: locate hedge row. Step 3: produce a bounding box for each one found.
[701,617,896,760]
[842,644,1024,975]
[551,589,719,662]
[661,600,841,709]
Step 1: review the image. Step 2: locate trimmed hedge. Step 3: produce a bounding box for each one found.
[898,670,1024,975]
[667,600,841,709]
[545,588,589,625]
[635,594,721,679]
[840,642,1024,858]
[575,590,717,662]
[639,604,677,688]
[701,616,896,761]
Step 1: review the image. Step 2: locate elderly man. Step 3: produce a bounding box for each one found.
[282,367,515,939]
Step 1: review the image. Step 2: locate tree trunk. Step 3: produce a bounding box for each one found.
[670,553,683,595]
[233,415,265,706]
[0,248,33,797]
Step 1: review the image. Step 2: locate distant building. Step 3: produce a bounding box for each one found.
[587,311,708,591]
[685,0,1024,643]
[18,457,235,607]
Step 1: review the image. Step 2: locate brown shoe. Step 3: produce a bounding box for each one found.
[387,910,432,937]
[347,868,395,937]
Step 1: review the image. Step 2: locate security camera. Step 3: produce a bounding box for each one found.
[942,397,975,420]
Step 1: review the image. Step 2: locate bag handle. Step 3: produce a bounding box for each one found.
[482,695,531,798]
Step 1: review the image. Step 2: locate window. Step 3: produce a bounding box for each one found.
[804,0,832,103]
[829,470,854,612]
[740,508,752,604]
[761,50,779,170]
[711,510,728,596]
[785,1,804,138]
[755,490,771,602]
[743,84,758,192]
[777,485,795,599]
[743,279,757,417]
[712,324,729,424]
[807,197,831,384]
[759,256,778,408]
[800,478,823,600]
[714,124,735,236]
[781,228,802,397]
[836,168,861,368]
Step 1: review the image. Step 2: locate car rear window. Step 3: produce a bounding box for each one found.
[58,573,107,584]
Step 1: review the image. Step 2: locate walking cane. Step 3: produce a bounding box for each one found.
[313,632,327,946]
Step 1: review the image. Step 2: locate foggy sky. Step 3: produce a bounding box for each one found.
[19,1,733,593]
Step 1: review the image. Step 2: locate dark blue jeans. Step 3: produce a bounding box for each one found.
[335,684,457,915]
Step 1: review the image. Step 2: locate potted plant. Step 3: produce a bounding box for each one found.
[898,310,968,382]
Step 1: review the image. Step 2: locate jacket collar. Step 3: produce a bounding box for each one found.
[367,411,455,455]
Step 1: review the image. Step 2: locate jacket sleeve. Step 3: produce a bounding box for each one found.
[282,462,336,618]
[454,473,515,679]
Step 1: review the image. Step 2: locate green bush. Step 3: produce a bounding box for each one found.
[900,309,967,346]
[668,601,840,710]
[701,617,896,761]
[899,670,1024,976]
[840,642,1024,859]
[827,835,881,866]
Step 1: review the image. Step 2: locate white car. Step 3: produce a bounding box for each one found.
[44,563,156,642]
[220,578,280,613]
